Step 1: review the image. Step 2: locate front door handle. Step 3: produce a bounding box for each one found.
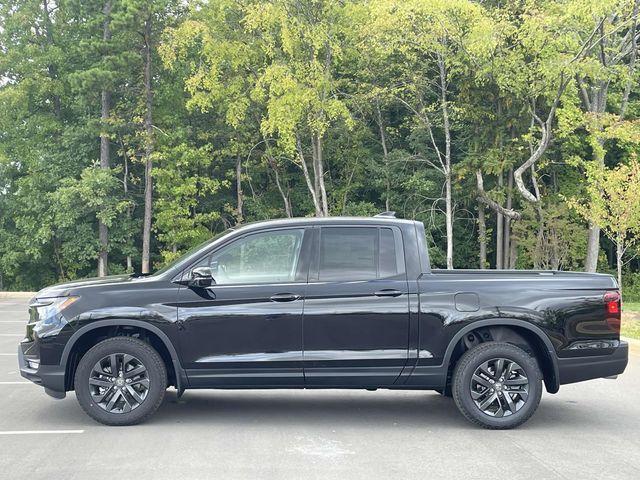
[374,289,403,297]
[269,293,301,302]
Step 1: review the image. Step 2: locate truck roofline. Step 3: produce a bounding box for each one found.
[156,216,423,281]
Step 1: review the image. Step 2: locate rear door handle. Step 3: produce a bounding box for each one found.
[374,289,403,297]
[269,293,301,302]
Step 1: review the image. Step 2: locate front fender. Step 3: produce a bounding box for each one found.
[61,319,187,393]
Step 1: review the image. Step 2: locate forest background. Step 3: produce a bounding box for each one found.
[2,0,640,305]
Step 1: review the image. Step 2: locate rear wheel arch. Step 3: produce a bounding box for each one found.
[61,320,185,393]
[443,320,559,394]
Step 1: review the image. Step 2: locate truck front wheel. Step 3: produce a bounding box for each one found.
[452,342,542,429]
[74,336,167,426]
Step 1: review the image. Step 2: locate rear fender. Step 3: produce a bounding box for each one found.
[443,319,560,393]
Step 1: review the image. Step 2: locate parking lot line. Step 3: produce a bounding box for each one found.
[0,430,84,436]
[0,382,31,385]
[0,321,26,323]
[0,353,17,356]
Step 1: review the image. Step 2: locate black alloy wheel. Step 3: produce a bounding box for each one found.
[89,353,150,414]
[470,357,529,417]
[75,336,167,426]
[452,342,542,429]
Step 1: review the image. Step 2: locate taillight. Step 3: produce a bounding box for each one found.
[604,291,621,332]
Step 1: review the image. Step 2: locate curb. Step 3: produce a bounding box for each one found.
[622,336,640,354]
[0,292,35,299]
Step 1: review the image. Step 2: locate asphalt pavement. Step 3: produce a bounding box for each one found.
[0,297,639,480]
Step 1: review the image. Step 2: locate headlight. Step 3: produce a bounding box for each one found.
[30,296,80,339]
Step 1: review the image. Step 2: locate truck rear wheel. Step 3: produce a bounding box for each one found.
[452,342,542,429]
[74,336,167,426]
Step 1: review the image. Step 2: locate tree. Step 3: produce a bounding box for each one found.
[367,0,496,268]
[561,0,640,271]
[2,0,640,291]
[244,0,354,217]
[98,0,113,277]
[568,158,640,290]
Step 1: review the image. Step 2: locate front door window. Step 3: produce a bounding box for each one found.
[201,229,305,285]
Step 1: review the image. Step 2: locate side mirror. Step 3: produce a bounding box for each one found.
[189,266,215,288]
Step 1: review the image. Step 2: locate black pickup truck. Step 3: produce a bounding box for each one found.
[19,215,628,428]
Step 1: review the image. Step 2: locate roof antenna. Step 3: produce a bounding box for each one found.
[374,211,396,218]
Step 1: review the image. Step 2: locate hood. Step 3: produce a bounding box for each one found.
[33,274,136,300]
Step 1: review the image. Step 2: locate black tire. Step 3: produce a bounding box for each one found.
[452,342,542,429]
[74,337,167,426]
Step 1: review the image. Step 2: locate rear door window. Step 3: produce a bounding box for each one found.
[318,227,404,281]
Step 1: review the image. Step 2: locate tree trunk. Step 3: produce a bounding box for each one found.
[478,202,486,269]
[375,99,391,211]
[513,79,568,204]
[509,236,518,270]
[97,0,112,278]
[123,144,133,273]
[529,164,544,250]
[585,137,605,272]
[503,168,513,268]
[315,134,329,216]
[141,14,154,274]
[266,156,291,217]
[616,235,624,293]
[235,155,244,224]
[584,75,608,274]
[584,89,607,272]
[262,134,292,217]
[585,223,600,272]
[296,136,322,216]
[475,170,521,220]
[496,173,504,270]
[444,173,453,269]
[438,53,453,269]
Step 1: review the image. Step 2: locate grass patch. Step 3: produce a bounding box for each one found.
[622,311,640,340]
[623,302,640,313]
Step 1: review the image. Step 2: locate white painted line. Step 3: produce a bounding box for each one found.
[0,430,84,436]
[0,381,30,385]
[0,353,17,356]
[0,321,26,323]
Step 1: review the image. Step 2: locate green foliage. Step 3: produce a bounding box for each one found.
[153,144,225,263]
[1,0,640,290]
[513,199,587,270]
[568,159,640,247]
[622,272,640,303]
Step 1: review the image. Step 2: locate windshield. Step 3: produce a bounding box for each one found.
[151,229,234,277]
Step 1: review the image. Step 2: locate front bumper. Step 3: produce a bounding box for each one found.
[557,341,629,385]
[18,343,66,399]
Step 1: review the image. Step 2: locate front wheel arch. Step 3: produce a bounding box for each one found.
[61,320,185,393]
